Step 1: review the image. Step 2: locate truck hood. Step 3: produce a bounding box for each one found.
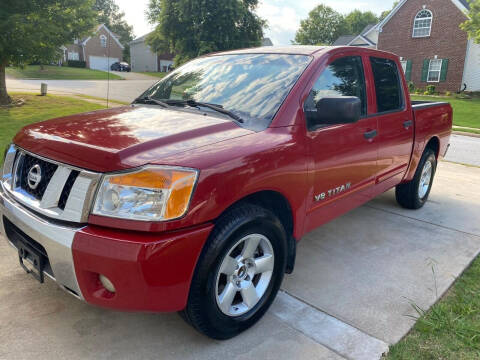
[14,105,254,172]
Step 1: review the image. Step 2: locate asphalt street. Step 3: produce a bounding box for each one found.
[445,134,480,166]
[7,77,158,103]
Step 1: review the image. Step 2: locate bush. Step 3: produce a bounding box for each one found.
[408,81,415,93]
[415,88,422,94]
[67,60,86,68]
[445,91,451,97]
[426,85,436,95]
[424,91,430,95]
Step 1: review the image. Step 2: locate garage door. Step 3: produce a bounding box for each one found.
[89,56,119,71]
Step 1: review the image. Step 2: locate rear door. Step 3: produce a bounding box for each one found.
[304,54,379,232]
[369,56,414,185]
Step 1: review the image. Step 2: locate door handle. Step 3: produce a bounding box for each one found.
[403,120,413,129]
[364,129,378,140]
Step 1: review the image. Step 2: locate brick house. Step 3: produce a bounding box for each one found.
[62,24,124,71]
[377,0,480,92]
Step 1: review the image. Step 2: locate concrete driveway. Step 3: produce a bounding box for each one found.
[1,159,479,359]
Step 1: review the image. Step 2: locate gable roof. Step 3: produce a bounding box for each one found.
[333,24,378,47]
[378,0,470,31]
[130,32,153,45]
[360,24,376,36]
[333,35,356,46]
[82,24,125,50]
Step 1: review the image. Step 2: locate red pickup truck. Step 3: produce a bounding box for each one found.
[1,46,452,339]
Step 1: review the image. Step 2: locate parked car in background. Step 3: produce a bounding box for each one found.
[110,61,131,72]
[1,46,452,340]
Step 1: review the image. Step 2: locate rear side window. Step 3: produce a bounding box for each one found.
[305,56,367,118]
[370,57,403,113]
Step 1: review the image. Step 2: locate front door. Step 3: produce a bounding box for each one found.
[304,55,379,233]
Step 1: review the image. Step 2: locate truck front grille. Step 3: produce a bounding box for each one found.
[58,170,80,210]
[19,153,58,200]
[1,145,101,223]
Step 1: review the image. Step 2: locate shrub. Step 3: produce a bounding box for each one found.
[415,88,422,94]
[408,81,415,93]
[67,60,86,68]
[426,85,436,95]
[445,91,451,97]
[424,91,430,95]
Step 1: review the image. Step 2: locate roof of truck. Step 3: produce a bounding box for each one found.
[207,46,399,61]
[212,46,326,56]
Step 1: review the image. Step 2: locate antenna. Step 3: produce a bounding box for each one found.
[106,29,110,108]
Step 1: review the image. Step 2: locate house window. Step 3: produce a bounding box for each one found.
[413,9,432,38]
[427,59,442,82]
[100,35,107,48]
[68,52,79,61]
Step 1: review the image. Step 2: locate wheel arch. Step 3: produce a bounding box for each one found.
[424,136,440,159]
[216,190,297,274]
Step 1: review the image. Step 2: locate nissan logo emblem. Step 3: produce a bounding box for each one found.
[27,164,42,190]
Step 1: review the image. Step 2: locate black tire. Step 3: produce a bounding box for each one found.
[181,203,287,340]
[396,148,437,209]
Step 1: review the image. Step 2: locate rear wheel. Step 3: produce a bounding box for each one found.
[181,204,287,339]
[396,148,437,209]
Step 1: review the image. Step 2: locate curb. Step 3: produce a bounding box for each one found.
[452,131,480,138]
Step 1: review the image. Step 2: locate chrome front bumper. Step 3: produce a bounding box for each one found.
[0,185,84,299]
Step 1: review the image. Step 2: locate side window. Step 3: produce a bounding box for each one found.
[370,57,403,113]
[304,56,366,128]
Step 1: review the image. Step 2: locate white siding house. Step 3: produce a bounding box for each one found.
[130,33,173,73]
[462,40,480,91]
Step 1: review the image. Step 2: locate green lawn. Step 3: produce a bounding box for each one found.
[6,65,123,80]
[386,255,480,359]
[136,72,167,78]
[411,95,480,129]
[1,93,104,166]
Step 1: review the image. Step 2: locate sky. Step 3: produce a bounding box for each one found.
[115,0,396,46]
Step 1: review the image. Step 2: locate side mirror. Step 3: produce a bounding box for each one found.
[306,96,362,129]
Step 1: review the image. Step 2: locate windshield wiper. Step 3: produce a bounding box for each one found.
[165,99,244,123]
[133,96,169,108]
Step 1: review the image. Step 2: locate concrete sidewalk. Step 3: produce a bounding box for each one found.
[1,161,479,359]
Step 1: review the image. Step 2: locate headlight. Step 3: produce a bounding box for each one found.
[92,166,198,221]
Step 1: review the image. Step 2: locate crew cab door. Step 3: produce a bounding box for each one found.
[304,54,378,233]
[369,56,414,185]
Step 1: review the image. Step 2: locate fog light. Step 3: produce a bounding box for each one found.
[99,274,116,293]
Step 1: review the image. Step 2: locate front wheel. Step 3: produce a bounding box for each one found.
[181,204,287,339]
[396,148,437,209]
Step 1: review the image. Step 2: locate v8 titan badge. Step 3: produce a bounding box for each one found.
[315,182,351,202]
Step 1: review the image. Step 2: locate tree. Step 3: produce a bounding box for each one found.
[146,0,162,25]
[146,0,266,66]
[461,0,480,43]
[294,5,346,45]
[379,1,399,21]
[343,10,378,35]
[94,0,134,62]
[0,0,96,105]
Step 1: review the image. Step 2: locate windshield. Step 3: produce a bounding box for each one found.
[140,54,312,130]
